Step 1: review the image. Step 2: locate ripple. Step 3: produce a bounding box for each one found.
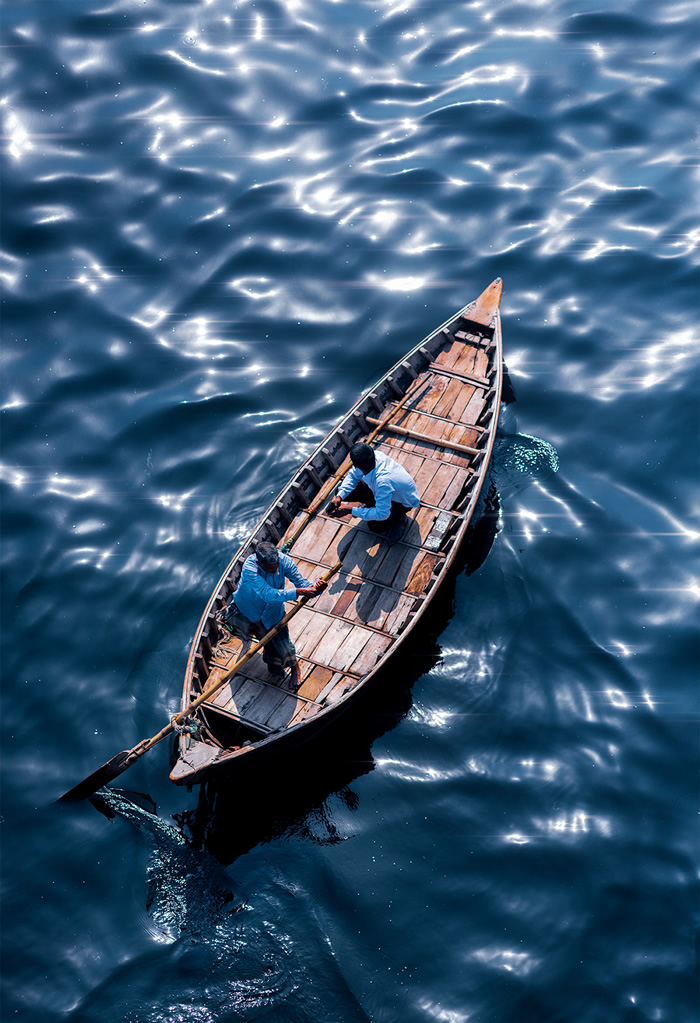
[1,1,697,1022]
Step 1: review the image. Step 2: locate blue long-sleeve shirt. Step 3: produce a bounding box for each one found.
[233,552,312,630]
[337,450,420,522]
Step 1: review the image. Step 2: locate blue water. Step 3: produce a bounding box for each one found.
[1,0,698,1020]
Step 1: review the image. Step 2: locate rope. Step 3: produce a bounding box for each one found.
[170,715,202,739]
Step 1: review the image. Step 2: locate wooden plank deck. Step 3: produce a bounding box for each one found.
[194,325,497,742]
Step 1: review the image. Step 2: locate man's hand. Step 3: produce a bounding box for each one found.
[296,586,318,598]
[314,579,328,594]
[329,502,353,518]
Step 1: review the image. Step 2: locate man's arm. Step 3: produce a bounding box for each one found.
[281,554,312,591]
[352,474,392,521]
[336,465,362,500]
[254,575,298,603]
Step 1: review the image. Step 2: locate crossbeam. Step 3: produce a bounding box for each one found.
[382,400,486,435]
[366,416,480,456]
[428,364,492,389]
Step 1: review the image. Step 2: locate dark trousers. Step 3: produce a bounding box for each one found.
[343,481,411,534]
[224,604,297,676]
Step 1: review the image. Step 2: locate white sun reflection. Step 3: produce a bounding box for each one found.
[504,833,530,845]
[72,258,113,295]
[497,348,531,380]
[417,997,468,1023]
[370,205,399,232]
[0,251,21,290]
[471,947,540,977]
[409,705,455,729]
[134,307,168,330]
[67,546,114,569]
[251,144,295,162]
[540,812,612,837]
[46,475,99,500]
[606,688,631,709]
[501,810,614,845]
[375,757,461,783]
[165,49,226,77]
[228,277,279,300]
[34,206,74,224]
[495,26,556,44]
[582,240,632,262]
[514,506,550,542]
[536,481,584,528]
[0,463,25,486]
[5,108,33,159]
[642,691,656,710]
[0,395,26,411]
[368,273,427,293]
[519,759,560,781]
[608,480,698,541]
[154,490,196,513]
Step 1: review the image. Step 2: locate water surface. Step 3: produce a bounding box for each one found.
[1,1,698,1020]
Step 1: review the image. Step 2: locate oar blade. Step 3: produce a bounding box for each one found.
[58,750,134,802]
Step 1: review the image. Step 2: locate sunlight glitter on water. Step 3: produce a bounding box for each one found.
[537,813,613,838]
[369,274,428,292]
[471,947,541,977]
[375,757,463,783]
[1,2,696,1021]
[408,705,457,730]
[45,476,99,501]
[3,105,33,160]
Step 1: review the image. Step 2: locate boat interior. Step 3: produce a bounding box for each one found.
[172,289,502,779]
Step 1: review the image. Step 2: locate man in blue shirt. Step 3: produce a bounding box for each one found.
[226,542,325,690]
[329,442,419,540]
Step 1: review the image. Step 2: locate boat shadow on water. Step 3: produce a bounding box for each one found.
[68,424,557,1023]
[71,541,486,1020]
[171,413,558,865]
[83,379,557,875]
[172,495,503,866]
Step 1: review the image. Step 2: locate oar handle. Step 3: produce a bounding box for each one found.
[126,558,344,760]
[364,375,427,445]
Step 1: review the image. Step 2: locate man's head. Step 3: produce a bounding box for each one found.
[255,541,280,571]
[349,442,376,474]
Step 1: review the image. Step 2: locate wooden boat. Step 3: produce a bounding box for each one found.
[170,278,504,785]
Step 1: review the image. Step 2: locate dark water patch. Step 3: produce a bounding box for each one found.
[425,101,558,151]
[566,11,662,40]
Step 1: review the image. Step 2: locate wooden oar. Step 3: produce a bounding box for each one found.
[60,559,343,801]
[283,375,430,552]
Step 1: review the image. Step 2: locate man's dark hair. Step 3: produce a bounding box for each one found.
[256,541,280,568]
[349,442,376,473]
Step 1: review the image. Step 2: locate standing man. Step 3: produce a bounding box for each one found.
[328,442,419,540]
[225,541,325,691]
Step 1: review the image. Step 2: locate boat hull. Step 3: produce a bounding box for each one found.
[171,279,504,785]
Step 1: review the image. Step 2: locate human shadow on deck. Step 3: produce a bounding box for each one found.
[332,517,422,625]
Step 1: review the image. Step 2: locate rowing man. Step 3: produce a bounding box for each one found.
[225,542,326,691]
